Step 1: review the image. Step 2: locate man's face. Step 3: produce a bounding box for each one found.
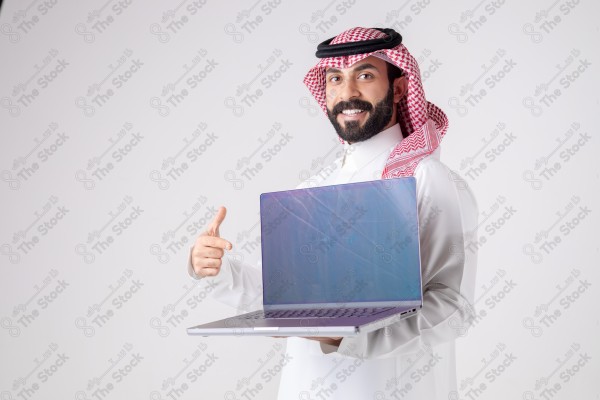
[325,56,396,143]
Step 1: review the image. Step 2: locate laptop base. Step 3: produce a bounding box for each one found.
[187,306,420,337]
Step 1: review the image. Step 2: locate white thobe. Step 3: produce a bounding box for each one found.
[188,123,478,400]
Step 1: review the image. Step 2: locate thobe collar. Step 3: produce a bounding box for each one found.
[340,123,403,172]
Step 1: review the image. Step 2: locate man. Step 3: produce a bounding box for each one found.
[188,27,478,399]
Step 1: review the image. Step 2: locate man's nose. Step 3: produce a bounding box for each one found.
[338,79,360,101]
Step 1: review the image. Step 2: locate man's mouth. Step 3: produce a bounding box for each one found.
[340,109,365,116]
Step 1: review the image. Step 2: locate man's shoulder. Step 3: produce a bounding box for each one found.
[414,148,456,180]
[414,149,477,208]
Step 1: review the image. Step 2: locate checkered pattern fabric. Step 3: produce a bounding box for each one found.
[303,27,449,178]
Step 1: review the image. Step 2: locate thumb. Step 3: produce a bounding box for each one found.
[208,206,227,237]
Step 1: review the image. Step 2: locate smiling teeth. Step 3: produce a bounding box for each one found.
[342,109,363,115]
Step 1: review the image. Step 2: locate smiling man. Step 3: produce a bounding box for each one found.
[325,55,405,143]
[188,27,479,399]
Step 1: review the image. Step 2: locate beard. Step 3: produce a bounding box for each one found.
[327,86,395,143]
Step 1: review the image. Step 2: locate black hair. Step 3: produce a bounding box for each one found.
[386,62,408,137]
[386,63,403,86]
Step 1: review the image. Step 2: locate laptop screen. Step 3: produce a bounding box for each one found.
[260,177,422,307]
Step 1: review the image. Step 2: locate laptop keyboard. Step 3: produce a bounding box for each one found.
[244,307,394,319]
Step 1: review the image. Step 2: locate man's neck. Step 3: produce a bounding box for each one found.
[341,123,403,170]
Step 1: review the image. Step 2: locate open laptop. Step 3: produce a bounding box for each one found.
[187,177,422,337]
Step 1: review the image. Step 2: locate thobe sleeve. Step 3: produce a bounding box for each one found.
[324,157,479,359]
[187,247,263,313]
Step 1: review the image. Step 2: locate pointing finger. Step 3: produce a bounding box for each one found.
[209,206,227,236]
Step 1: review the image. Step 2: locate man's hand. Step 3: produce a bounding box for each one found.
[272,336,342,347]
[302,337,343,347]
[191,206,233,278]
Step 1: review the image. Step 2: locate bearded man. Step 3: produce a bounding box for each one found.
[188,27,478,400]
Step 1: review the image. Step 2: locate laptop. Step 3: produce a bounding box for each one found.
[187,177,422,337]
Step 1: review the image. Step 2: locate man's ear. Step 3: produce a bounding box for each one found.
[393,76,408,103]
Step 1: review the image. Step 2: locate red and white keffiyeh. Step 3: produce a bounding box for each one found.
[303,27,448,178]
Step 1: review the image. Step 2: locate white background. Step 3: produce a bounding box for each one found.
[1,0,599,399]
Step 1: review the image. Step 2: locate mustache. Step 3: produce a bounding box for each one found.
[331,99,373,116]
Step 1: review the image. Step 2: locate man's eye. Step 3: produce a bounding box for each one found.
[358,73,373,79]
[328,76,340,83]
